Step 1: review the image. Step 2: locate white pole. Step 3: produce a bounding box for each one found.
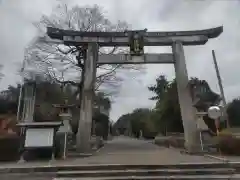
[63,132,67,159]
[16,85,23,122]
[199,131,204,151]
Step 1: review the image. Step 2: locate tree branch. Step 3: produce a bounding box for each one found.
[26,4,143,98]
[56,46,76,55]
[52,77,78,86]
[96,64,121,80]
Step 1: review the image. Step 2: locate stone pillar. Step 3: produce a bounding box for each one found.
[76,43,98,153]
[172,41,200,152]
[23,84,35,122]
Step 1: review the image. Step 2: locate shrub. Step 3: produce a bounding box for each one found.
[143,131,157,139]
[213,130,240,155]
[0,134,21,161]
[154,135,185,148]
[154,136,169,147]
[23,148,53,161]
[167,136,185,148]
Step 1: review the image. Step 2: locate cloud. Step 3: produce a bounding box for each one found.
[0,0,57,85]
[1,0,240,121]
[110,0,240,121]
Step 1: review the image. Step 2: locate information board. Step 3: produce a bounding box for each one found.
[25,128,54,147]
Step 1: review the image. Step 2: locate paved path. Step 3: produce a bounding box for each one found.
[82,136,220,165]
[0,136,227,180]
[0,136,222,169]
[97,136,159,154]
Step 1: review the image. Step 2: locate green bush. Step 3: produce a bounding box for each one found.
[154,136,169,147]
[143,131,157,139]
[23,148,53,161]
[0,134,21,161]
[155,135,185,148]
[167,136,185,148]
[214,133,240,155]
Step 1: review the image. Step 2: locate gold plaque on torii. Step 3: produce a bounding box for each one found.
[129,31,144,56]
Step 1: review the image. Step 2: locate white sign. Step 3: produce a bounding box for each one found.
[25,128,54,147]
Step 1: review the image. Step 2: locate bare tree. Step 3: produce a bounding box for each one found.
[25,3,144,98]
[23,3,145,141]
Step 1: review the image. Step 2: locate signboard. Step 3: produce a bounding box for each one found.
[25,128,54,147]
[129,32,144,56]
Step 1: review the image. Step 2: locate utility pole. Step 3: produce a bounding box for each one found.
[212,50,229,128]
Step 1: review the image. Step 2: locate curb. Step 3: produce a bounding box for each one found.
[64,146,102,158]
[203,154,230,163]
[1,162,240,174]
[67,140,106,158]
[179,148,231,163]
[155,144,233,164]
[95,144,105,153]
[0,144,107,174]
[170,147,235,165]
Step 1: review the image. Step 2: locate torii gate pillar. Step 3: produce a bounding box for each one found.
[76,43,98,153]
[173,41,199,151]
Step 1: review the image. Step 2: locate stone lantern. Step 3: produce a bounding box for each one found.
[52,100,75,159]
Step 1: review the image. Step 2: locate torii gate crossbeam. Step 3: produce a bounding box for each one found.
[46,26,222,46]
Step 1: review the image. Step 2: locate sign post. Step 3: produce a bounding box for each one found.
[17,122,62,162]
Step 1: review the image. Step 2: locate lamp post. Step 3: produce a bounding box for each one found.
[208,106,222,135]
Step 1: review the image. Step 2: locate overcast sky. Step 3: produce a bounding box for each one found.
[1,0,240,121]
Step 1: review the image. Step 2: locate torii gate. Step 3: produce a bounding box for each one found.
[45,26,223,153]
